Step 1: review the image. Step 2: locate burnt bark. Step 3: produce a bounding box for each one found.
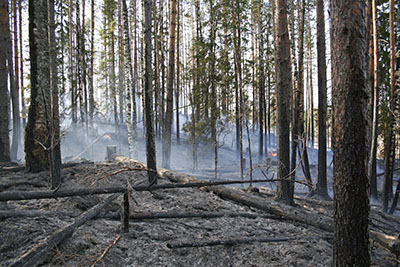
[315,0,329,199]
[275,0,294,206]
[330,0,370,265]
[25,0,51,173]
[0,0,10,162]
[144,0,157,184]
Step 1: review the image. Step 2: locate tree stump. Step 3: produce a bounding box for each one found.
[106,146,117,161]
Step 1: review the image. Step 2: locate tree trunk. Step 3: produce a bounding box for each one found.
[144,0,157,185]
[382,0,397,213]
[368,0,379,200]
[11,0,20,161]
[122,0,134,158]
[330,0,370,265]
[89,0,95,125]
[315,0,329,199]
[175,0,180,144]
[18,0,25,128]
[0,0,10,162]
[209,0,218,179]
[69,0,76,125]
[118,0,124,126]
[48,0,61,189]
[295,0,312,190]
[25,0,51,173]
[258,0,265,158]
[275,0,294,206]
[162,0,177,169]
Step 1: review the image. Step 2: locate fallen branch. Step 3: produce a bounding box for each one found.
[167,236,296,248]
[10,193,120,267]
[377,167,400,177]
[90,234,121,267]
[158,167,400,256]
[0,178,302,202]
[103,210,285,221]
[0,187,127,201]
[0,209,71,219]
[370,230,400,257]
[0,180,46,191]
[159,168,334,232]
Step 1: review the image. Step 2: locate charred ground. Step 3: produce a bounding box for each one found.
[0,159,399,266]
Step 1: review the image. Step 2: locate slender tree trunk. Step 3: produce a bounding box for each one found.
[330,0,370,265]
[175,0,180,144]
[296,0,312,191]
[315,0,329,199]
[382,0,397,213]
[144,0,157,184]
[258,0,265,158]
[48,0,61,189]
[118,0,124,126]
[81,0,88,130]
[75,1,84,126]
[89,0,95,125]
[69,0,76,125]
[232,0,240,153]
[131,0,138,153]
[122,0,133,158]
[7,3,20,161]
[18,0,25,128]
[309,45,314,147]
[368,0,378,200]
[389,32,400,215]
[153,0,160,137]
[11,0,20,160]
[275,0,294,206]
[162,0,177,169]
[209,0,217,179]
[0,0,10,162]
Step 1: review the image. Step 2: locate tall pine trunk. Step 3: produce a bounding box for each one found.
[162,0,177,169]
[7,4,20,161]
[315,0,329,199]
[368,0,379,200]
[0,0,10,162]
[275,0,294,206]
[26,0,51,172]
[144,0,157,184]
[331,0,370,265]
[382,0,397,213]
[48,0,61,189]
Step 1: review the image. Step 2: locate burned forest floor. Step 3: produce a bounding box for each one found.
[1,159,400,266]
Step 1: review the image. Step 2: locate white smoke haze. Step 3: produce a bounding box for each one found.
[56,113,334,195]
[10,109,392,206]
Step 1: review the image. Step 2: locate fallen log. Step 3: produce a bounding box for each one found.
[167,236,296,249]
[10,193,120,267]
[102,210,285,221]
[0,181,46,191]
[370,230,400,257]
[158,168,334,232]
[0,179,301,202]
[0,187,127,201]
[0,209,72,219]
[158,167,400,256]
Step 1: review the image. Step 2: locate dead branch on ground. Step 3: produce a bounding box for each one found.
[9,194,120,267]
[90,234,121,267]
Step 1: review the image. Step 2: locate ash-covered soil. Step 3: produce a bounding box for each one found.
[0,160,399,266]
